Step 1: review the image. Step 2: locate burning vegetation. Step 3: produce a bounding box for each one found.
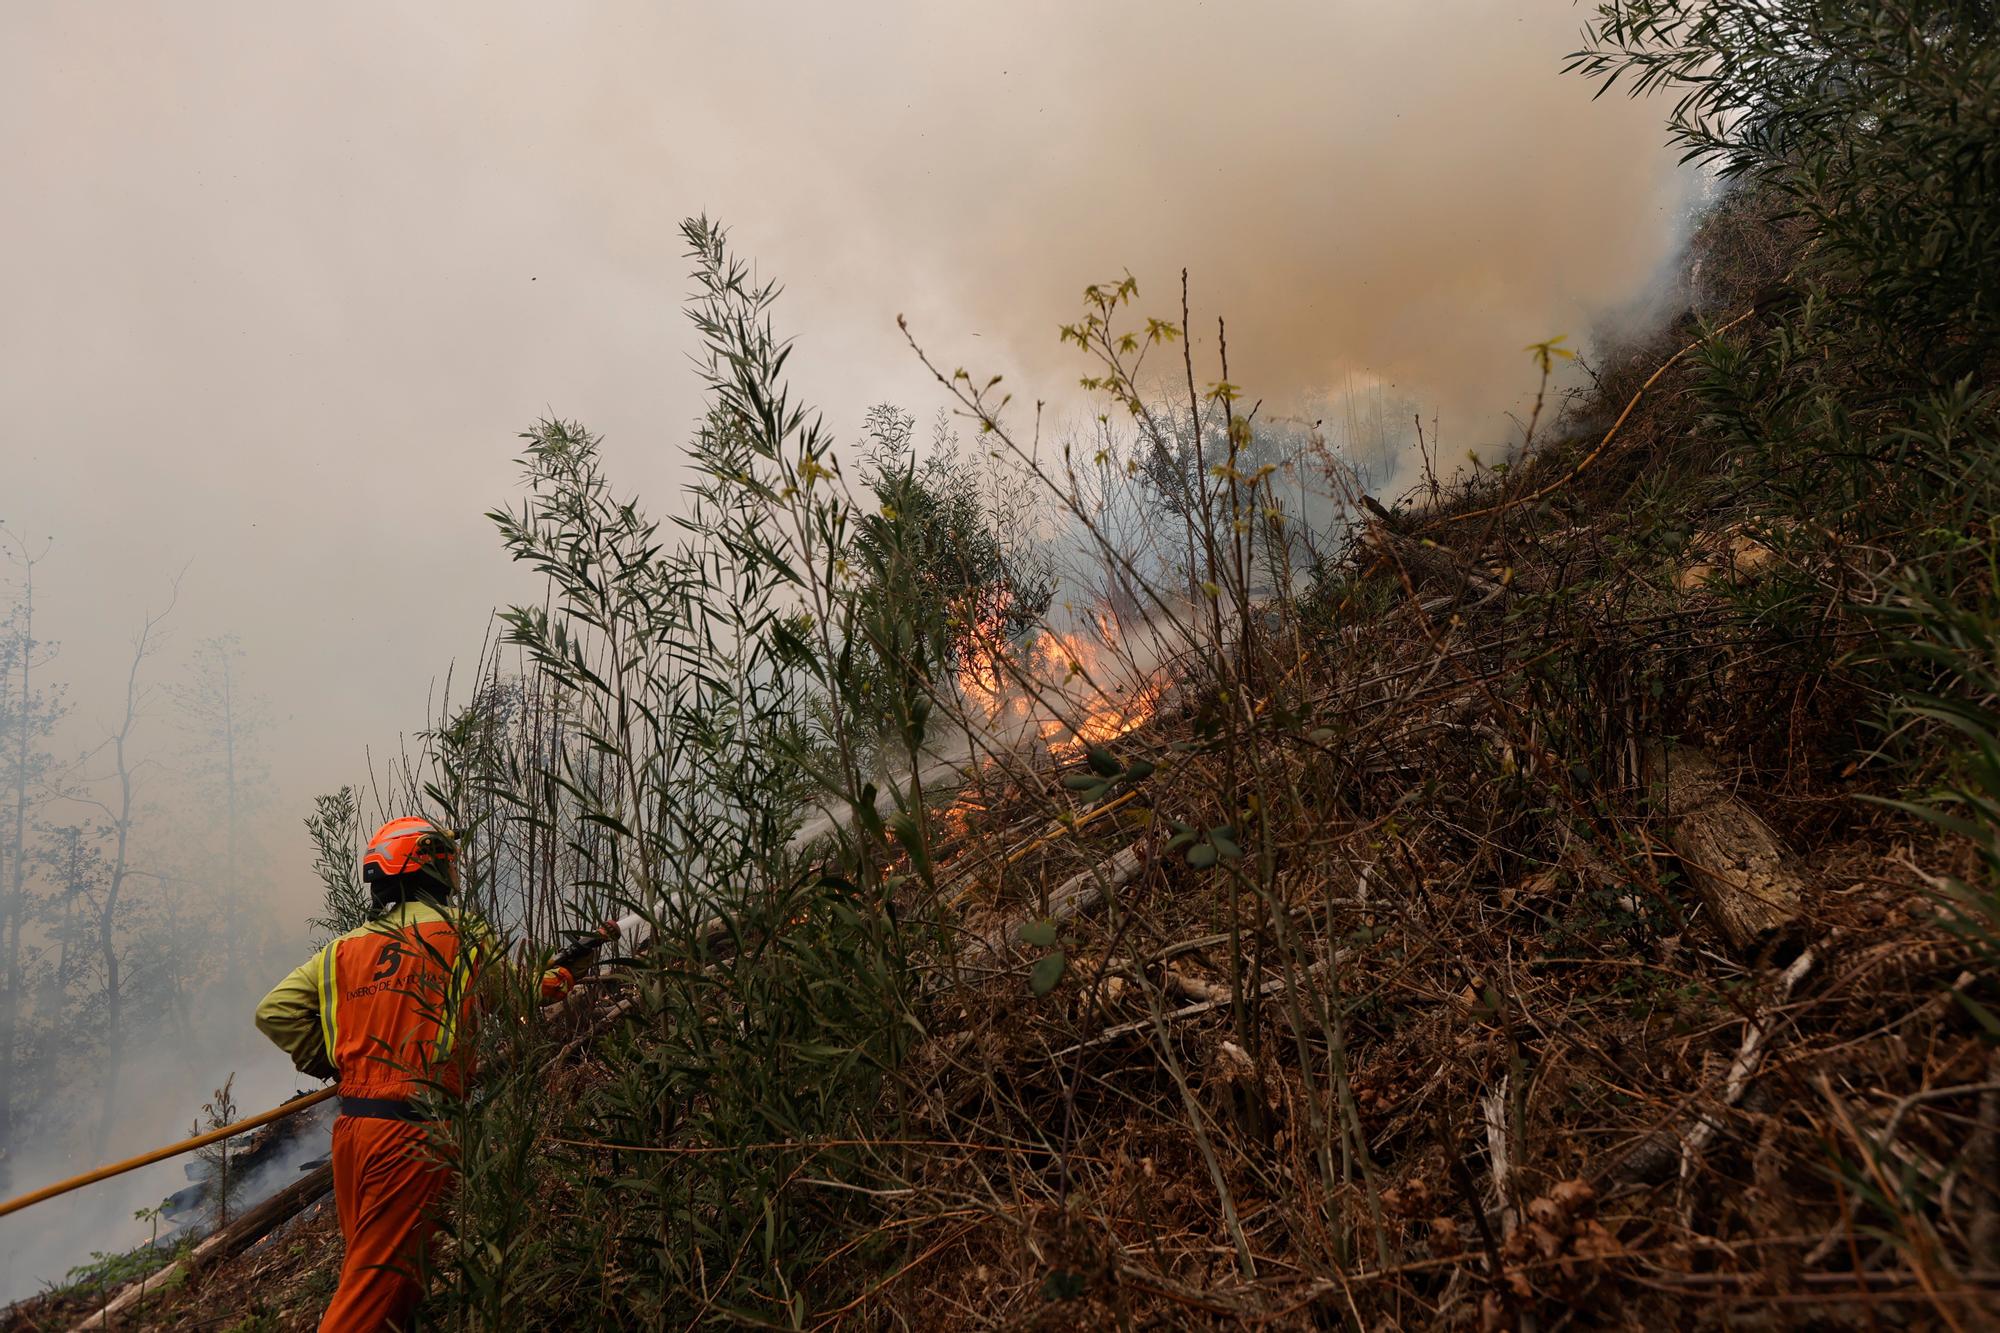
[8,3,2000,1330]
[957,603,1169,759]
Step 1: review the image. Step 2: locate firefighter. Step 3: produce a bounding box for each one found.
[254,818,572,1333]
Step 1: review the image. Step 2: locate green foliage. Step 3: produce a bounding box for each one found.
[1578,0,2000,1024]
[1869,566,2000,993]
[1576,2,2000,753]
[54,1236,186,1300]
[1163,817,1241,870]
[843,404,1054,744]
[422,1034,559,1329]
[1058,746,1155,805]
[1574,2,2000,549]
[1017,917,1068,995]
[1575,3,1999,371]
[543,871,912,1322]
[417,217,941,1327]
[303,786,369,945]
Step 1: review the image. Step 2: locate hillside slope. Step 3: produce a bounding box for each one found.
[11,4,2000,1327]
[16,225,1995,1331]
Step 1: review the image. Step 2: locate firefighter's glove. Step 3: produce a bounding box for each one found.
[539,966,575,1004]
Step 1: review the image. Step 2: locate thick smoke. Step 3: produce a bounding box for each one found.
[0,0,1694,1304]
[752,2,1696,426]
[1,0,1692,815]
[0,1057,320,1307]
[469,2,1698,438]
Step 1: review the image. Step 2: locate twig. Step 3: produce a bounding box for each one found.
[1482,1074,1518,1238]
[1051,958,1339,1058]
[1441,304,1762,527]
[1678,937,1824,1177]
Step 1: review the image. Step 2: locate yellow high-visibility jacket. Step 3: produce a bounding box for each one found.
[255,900,496,1088]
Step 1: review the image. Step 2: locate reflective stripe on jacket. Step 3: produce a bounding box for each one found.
[254,900,491,1100]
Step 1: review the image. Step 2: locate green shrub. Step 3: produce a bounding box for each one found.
[413,218,941,1328]
[1576,1,2000,759]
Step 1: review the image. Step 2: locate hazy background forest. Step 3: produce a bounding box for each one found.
[0,0,1711,1308]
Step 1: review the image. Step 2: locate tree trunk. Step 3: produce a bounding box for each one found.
[94,745,130,1157]
[92,589,172,1155]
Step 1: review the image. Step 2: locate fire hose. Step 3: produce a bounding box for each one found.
[0,913,643,1222]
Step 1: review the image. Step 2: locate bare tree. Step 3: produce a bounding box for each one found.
[0,528,64,1188]
[79,576,179,1154]
[173,634,266,1000]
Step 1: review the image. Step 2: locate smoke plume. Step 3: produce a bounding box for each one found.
[1,0,1693,1301]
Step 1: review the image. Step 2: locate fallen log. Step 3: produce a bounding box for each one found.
[69,1163,334,1332]
[1644,743,1804,955]
[966,842,1147,969]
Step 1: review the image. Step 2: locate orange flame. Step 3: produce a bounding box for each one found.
[956,603,1164,756]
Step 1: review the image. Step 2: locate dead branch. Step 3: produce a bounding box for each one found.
[967,842,1146,968]
[1678,939,1823,1177]
[1617,937,1824,1183]
[1483,1074,1519,1238]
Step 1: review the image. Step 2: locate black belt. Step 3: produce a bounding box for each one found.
[337,1095,432,1122]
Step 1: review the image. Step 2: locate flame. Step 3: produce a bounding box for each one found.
[955,602,1164,756]
[935,795,986,845]
[957,596,1018,720]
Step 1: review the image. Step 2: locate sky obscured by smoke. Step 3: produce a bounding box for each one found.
[4,0,1690,844]
[2,0,1689,1291]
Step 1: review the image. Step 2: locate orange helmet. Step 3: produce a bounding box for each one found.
[360,817,459,887]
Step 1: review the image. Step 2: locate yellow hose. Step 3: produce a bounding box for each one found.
[0,924,649,1224]
[0,1086,336,1220]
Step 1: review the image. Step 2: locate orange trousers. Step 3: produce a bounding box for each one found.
[321,1115,451,1333]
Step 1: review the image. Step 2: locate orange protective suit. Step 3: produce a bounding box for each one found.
[257,896,576,1332]
[259,899,486,1333]
[321,1116,451,1333]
